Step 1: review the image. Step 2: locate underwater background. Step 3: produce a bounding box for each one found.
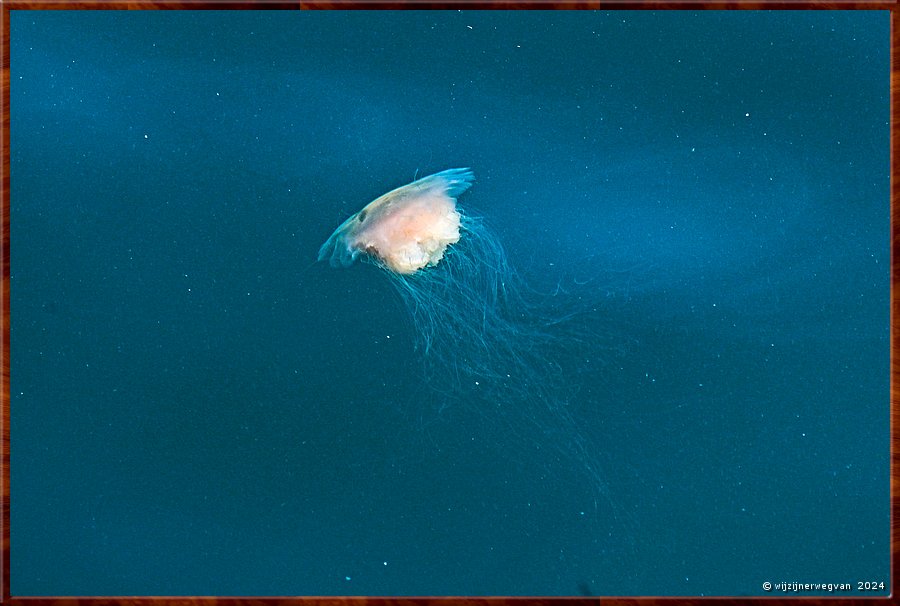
[11,10,889,597]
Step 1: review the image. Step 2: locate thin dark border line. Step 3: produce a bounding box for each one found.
[3,0,11,603]
[0,1,898,10]
[0,3,894,604]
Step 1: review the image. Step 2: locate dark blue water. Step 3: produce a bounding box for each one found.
[11,10,888,597]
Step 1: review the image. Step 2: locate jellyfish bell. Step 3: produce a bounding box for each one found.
[317,168,474,274]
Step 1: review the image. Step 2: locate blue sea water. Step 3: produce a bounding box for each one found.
[10,9,889,597]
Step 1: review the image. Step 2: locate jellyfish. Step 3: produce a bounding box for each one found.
[318,168,616,517]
